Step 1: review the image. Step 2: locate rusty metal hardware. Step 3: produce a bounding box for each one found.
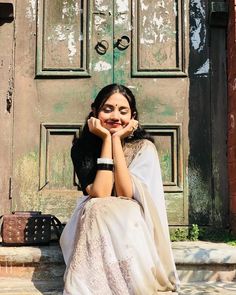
[116,35,130,50]
[93,11,111,16]
[209,1,228,27]
[95,40,109,55]
[93,11,106,16]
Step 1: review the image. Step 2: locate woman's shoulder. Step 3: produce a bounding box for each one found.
[138,138,156,151]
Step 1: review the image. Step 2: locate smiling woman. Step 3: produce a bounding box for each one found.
[60,84,180,295]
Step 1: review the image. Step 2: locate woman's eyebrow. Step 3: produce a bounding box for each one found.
[102,103,113,108]
[119,106,130,110]
[102,104,130,109]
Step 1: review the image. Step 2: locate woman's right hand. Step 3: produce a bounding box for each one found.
[88,117,110,140]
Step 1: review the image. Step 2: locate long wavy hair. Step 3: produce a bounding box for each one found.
[79,84,154,145]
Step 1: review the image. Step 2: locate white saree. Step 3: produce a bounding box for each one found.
[60,140,180,295]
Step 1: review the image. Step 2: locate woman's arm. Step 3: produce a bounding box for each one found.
[112,135,133,198]
[111,119,138,198]
[86,118,114,197]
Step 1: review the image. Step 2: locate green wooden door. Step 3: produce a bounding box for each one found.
[10,0,227,227]
[11,0,188,224]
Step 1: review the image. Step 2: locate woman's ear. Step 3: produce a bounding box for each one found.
[132,111,137,119]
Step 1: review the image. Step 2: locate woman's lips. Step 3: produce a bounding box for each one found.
[105,121,122,128]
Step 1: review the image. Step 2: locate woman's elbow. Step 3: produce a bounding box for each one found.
[88,186,112,198]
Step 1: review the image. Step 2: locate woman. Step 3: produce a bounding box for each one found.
[60,84,180,294]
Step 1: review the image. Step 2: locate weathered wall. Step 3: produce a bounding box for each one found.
[228,0,236,233]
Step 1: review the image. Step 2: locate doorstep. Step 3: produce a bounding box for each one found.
[0,241,236,283]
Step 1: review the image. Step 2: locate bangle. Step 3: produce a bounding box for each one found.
[97,158,114,165]
[97,163,114,171]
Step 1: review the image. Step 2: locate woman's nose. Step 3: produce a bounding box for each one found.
[110,110,119,120]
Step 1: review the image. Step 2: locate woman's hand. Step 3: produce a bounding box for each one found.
[88,117,110,140]
[112,119,139,140]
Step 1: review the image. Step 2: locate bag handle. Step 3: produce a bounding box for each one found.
[12,211,42,215]
[51,215,63,240]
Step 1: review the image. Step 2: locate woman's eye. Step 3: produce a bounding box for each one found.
[120,110,128,115]
[102,107,112,113]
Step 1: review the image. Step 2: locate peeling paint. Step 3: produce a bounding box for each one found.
[140,38,154,44]
[62,0,80,19]
[190,0,206,52]
[173,1,177,16]
[94,61,112,72]
[95,0,104,6]
[140,0,175,44]
[157,0,165,9]
[94,15,106,31]
[25,0,36,21]
[55,25,67,41]
[115,14,129,26]
[68,31,77,61]
[153,14,164,30]
[141,0,148,11]
[142,15,147,26]
[116,0,129,13]
[195,59,209,75]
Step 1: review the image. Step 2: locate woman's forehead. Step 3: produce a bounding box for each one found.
[104,93,130,107]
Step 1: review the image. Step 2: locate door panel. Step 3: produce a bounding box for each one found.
[113,0,188,225]
[12,0,114,221]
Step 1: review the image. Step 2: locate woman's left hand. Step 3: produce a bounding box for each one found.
[112,119,139,140]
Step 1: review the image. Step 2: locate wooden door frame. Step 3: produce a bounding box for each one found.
[0,1,15,215]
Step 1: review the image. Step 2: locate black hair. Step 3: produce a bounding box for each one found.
[71,84,154,194]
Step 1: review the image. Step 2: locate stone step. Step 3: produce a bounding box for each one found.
[0,242,65,280]
[0,278,235,295]
[173,241,236,282]
[0,241,236,283]
[0,278,63,295]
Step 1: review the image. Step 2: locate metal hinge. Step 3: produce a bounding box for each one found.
[209,2,229,27]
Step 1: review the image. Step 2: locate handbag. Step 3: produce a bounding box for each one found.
[0,211,62,246]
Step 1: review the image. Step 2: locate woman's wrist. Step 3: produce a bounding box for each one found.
[112,133,122,141]
[102,132,112,141]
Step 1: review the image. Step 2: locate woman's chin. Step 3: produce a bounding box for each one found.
[109,127,122,134]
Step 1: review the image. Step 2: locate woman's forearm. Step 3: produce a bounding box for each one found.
[87,136,114,197]
[112,136,133,198]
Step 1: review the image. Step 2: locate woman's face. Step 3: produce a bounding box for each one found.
[97,92,132,134]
